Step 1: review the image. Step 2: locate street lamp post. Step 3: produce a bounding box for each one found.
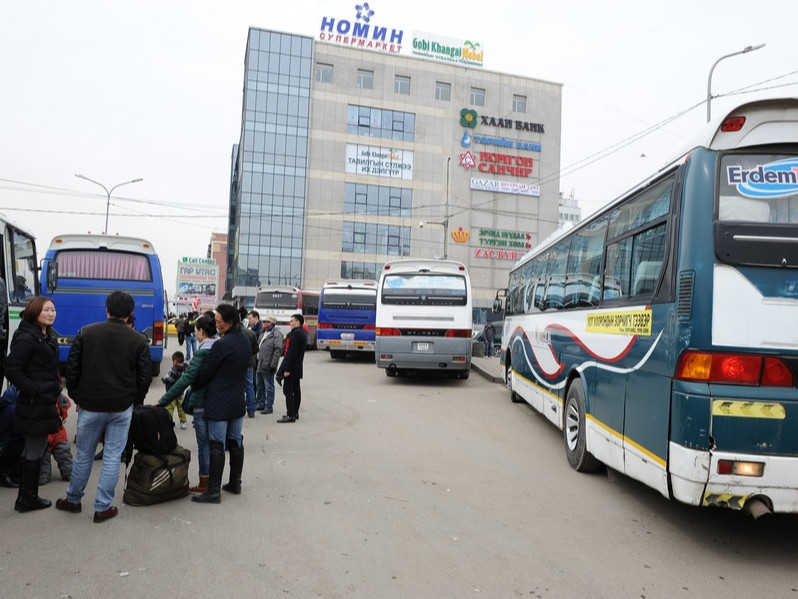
[74,174,144,234]
[706,43,765,122]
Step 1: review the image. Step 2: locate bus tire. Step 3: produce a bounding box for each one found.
[330,350,345,359]
[563,379,601,473]
[457,369,469,380]
[151,362,161,378]
[507,369,524,403]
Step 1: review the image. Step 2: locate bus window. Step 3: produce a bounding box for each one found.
[542,241,569,310]
[9,230,37,302]
[564,217,607,308]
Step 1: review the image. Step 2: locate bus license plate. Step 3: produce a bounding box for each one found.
[341,333,355,340]
[415,342,430,351]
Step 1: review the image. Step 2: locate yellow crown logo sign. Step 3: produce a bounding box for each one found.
[451,227,470,244]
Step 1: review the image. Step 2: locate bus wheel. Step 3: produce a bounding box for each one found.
[563,379,601,472]
[330,350,345,359]
[457,369,469,380]
[507,369,523,403]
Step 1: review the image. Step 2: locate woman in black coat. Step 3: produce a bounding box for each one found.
[5,296,61,513]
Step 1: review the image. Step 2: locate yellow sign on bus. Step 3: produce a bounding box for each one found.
[586,310,653,336]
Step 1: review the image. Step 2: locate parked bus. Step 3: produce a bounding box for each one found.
[376,259,472,378]
[0,215,39,380]
[494,98,798,516]
[317,279,377,358]
[253,285,319,348]
[40,234,167,376]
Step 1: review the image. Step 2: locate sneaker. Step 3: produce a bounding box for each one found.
[180,421,187,430]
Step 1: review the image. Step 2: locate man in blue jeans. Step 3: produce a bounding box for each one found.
[56,291,152,523]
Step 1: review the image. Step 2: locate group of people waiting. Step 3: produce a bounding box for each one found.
[0,292,308,521]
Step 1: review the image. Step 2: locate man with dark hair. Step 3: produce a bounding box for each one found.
[276,313,307,423]
[56,291,152,523]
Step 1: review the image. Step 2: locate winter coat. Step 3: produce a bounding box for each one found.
[192,326,250,421]
[65,318,152,411]
[256,326,283,373]
[5,320,61,436]
[277,326,308,380]
[0,385,22,447]
[47,394,71,452]
[242,326,258,367]
[158,337,218,411]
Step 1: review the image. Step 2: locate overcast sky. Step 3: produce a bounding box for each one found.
[1,1,796,292]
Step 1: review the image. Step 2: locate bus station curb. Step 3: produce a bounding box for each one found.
[471,357,504,383]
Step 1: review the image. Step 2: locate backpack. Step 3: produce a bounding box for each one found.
[128,405,178,456]
[123,445,191,506]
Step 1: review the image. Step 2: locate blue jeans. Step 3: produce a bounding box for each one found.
[67,405,133,512]
[192,408,210,476]
[244,367,256,415]
[185,334,198,360]
[256,370,276,411]
[207,417,244,447]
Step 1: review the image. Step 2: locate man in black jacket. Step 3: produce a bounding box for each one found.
[276,313,308,423]
[56,291,152,523]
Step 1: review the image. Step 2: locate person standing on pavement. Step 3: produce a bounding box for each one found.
[247,310,263,405]
[56,291,152,523]
[156,314,218,494]
[256,315,283,415]
[276,313,307,423]
[483,322,495,358]
[5,296,61,513]
[190,304,251,504]
[238,307,258,418]
[184,311,197,360]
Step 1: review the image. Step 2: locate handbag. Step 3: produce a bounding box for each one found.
[181,387,193,415]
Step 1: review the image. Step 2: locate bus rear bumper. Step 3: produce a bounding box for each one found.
[669,442,798,513]
[376,352,471,372]
[318,340,375,352]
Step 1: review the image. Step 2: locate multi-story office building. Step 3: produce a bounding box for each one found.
[228,20,562,319]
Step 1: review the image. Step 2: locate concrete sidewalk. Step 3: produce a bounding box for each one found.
[470,354,505,383]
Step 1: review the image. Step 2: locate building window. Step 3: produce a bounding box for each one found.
[435,81,451,101]
[513,94,527,113]
[346,104,416,142]
[470,87,485,106]
[357,69,374,89]
[341,261,382,280]
[315,63,333,83]
[394,75,410,95]
[342,222,410,256]
[344,183,412,217]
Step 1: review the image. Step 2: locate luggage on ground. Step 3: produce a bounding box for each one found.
[128,405,178,455]
[123,445,191,506]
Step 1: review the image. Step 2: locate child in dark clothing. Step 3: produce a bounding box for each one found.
[161,351,188,429]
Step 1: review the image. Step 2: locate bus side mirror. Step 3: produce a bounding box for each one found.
[492,298,503,312]
[46,261,58,292]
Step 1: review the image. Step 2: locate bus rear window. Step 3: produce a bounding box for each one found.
[322,290,377,310]
[381,274,467,306]
[716,153,798,268]
[57,250,152,281]
[255,292,299,310]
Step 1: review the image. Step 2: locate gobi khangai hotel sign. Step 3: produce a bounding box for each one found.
[319,3,485,67]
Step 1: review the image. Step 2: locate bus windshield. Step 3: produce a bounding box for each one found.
[381,274,467,306]
[321,289,376,310]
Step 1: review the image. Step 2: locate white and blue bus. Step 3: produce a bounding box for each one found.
[495,98,798,516]
[376,259,472,379]
[317,279,377,358]
[40,234,167,376]
[253,285,319,349]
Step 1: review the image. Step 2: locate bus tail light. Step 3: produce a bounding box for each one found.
[318,322,333,329]
[717,459,764,477]
[363,324,375,330]
[153,321,164,347]
[376,328,401,336]
[721,116,746,132]
[675,350,794,387]
[445,329,472,338]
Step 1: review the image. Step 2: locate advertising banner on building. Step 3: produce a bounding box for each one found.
[411,31,484,68]
[175,258,218,314]
[345,144,414,180]
[470,177,541,197]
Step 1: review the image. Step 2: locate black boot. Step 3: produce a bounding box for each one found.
[192,441,224,504]
[222,439,244,495]
[15,459,51,513]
